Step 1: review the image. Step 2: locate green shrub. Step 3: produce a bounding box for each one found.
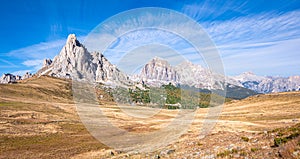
[241,136,249,142]
[274,138,288,147]
[250,147,259,152]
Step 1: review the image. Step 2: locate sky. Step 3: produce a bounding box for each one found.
[0,0,299,77]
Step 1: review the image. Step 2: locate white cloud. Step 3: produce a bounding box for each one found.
[182,1,248,21]
[11,70,32,76]
[7,39,65,60]
[190,10,300,76]
[22,59,44,67]
[221,38,300,76]
[3,8,299,77]
[202,11,300,45]
[22,59,44,71]
[84,8,219,73]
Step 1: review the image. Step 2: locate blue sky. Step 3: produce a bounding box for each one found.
[0,0,299,76]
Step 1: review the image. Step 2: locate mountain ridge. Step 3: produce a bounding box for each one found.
[1,34,299,95]
[232,72,300,93]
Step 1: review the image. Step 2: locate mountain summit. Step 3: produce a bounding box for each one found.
[37,34,129,84]
[140,57,179,86]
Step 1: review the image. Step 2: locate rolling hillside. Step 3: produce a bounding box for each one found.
[0,76,299,158]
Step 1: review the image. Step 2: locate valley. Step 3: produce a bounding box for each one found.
[1,76,300,158]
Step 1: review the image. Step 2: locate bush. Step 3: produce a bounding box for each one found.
[274,138,288,147]
[250,147,259,152]
[241,136,249,142]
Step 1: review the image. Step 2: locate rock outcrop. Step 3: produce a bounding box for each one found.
[0,73,17,84]
[0,72,34,84]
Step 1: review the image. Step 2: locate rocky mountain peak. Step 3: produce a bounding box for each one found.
[66,34,81,47]
[234,71,266,83]
[140,57,179,85]
[151,56,170,66]
[36,34,130,85]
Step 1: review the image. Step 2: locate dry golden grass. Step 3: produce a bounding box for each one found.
[0,76,107,159]
[1,76,300,158]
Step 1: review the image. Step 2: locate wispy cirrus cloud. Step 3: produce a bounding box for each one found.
[182,1,249,21]
[22,59,44,70]
[221,37,300,76]
[2,6,299,77]
[182,7,300,76]
[0,58,18,69]
[7,39,65,60]
[1,39,64,75]
[202,11,300,46]
[85,8,220,73]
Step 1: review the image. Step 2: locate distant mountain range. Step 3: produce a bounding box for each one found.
[233,72,300,93]
[137,57,300,94]
[1,34,300,97]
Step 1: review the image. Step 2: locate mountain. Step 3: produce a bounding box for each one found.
[175,61,242,90]
[234,72,267,83]
[139,58,229,90]
[34,34,255,99]
[175,60,212,89]
[2,34,298,96]
[37,34,130,85]
[139,58,245,89]
[139,57,179,87]
[138,58,257,99]
[233,72,300,93]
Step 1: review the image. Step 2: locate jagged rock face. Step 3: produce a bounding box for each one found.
[93,52,129,83]
[43,59,52,68]
[48,34,95,80]
[175,61,216,89]
[0,74,17,84]
[139,59,239,90]
[38,34,129,84]
[175,61,242,89]
[140,57,179,86]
